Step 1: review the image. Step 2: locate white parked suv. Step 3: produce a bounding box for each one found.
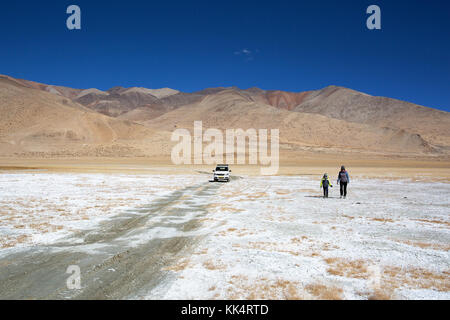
[213,164,231,182]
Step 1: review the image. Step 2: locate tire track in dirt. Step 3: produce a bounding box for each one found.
[0,181,223,299]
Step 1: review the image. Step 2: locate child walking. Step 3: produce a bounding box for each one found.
[320,173,333,198]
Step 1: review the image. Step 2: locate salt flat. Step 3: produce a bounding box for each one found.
[0,172,448,299]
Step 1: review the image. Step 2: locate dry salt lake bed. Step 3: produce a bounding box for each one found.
[0,171,449,299]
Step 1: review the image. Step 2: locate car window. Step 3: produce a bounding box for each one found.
[215,167,228,171]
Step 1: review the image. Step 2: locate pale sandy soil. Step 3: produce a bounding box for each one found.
[1,157,450,181]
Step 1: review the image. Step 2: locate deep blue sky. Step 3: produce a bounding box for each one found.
[0,0,449,111]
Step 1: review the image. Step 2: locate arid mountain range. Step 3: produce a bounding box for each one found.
[1,74,449,160]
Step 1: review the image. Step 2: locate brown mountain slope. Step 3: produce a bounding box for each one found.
[0,77,161,157]
[71,85,200,119]
[290,86,450,147]
[4,74,449,149]
[74,87,160,117]
[1,74,449,159]
[0,74,82,99]
[0,75,192,120]
[144,90,433,155]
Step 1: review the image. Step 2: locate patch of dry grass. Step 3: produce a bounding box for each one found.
[367,289,395,300]
[247,241,300,256]
[325,257,450,294]
[223,275,345,300]
[321,243,339,251]
[275,189,291,195]
[395,239,450,251]
[325,257,370,279]
[414,219,450,228]
[162,258,191,272]
[215,228,255,237]
[202,259,227,270]
[207,203,244,213]
[290,237,303,244]
[0,234,30,248]
[305,283,344,300]
[29,222,63,233]
[382,266,450,292]
[225,276,305,300]
[194,248,209,255]
[371,217,395,223]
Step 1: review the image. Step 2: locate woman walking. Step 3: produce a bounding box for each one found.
[337,166,350,199]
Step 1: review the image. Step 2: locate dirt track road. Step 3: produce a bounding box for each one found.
[0,181,223,299]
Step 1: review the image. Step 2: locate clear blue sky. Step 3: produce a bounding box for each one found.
[0,0,449,111]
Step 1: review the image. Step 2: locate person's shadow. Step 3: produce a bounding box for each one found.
[304,195,340,199]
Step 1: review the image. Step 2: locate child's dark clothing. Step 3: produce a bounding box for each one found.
[320,176,332,198]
